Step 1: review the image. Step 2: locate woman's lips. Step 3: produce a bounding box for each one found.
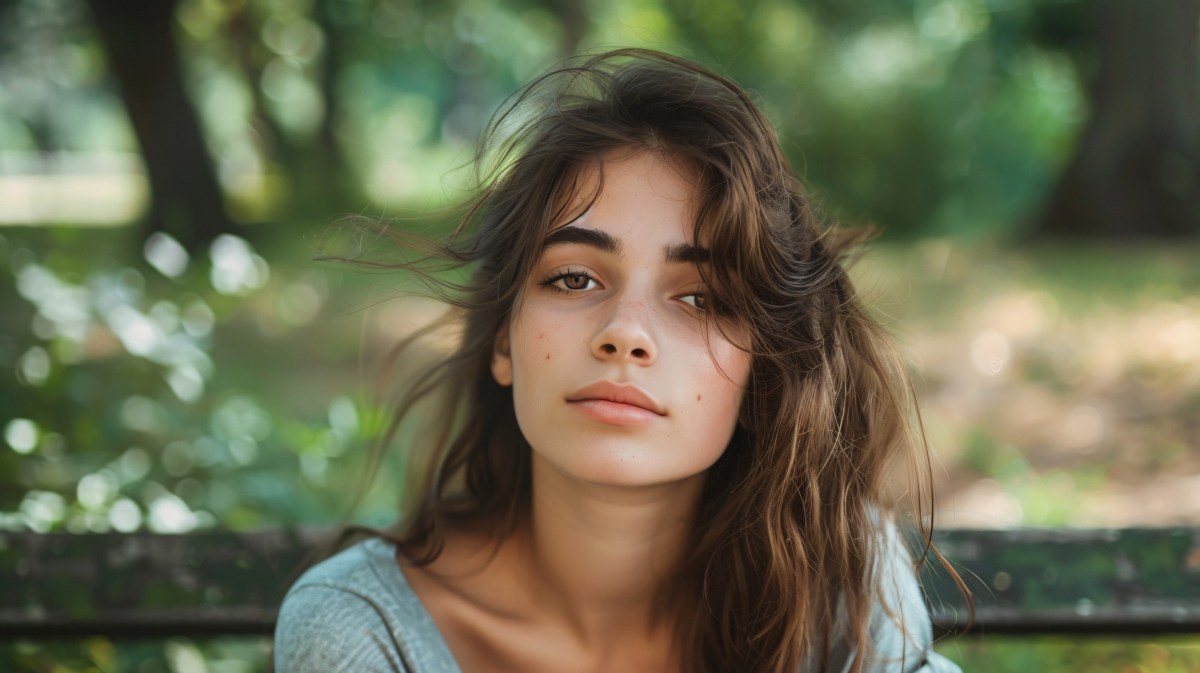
[568,399,662,426]
[565,381,666,426]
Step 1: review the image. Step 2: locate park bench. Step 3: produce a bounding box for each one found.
[2,527,1198,638]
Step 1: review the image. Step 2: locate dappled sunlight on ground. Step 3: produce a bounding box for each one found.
[854,241,1200,528]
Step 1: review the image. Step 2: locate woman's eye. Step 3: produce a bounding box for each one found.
[544,271,598,292]
[680,293,708,311]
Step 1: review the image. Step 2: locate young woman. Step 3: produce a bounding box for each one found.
[274,49,965,673]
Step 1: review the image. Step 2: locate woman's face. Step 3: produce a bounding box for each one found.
[491,150,751,489]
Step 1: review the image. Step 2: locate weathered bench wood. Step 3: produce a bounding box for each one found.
[0,529,324,637]
[921,527,1200,635]
[2,528,1198,637]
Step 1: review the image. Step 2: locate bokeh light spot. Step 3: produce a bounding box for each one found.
[970,329,1010,376]
[210,235,270,296]
[144,232,190,278]
[5,418,39,454]
[17,346,51,386]
[147,492,197,533]
[108,497,141,533]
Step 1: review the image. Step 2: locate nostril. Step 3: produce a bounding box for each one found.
[632,348,647,358]
[602,344,617,355]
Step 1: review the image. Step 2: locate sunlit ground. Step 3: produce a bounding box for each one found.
[0,153,147,226]
[851,241,1200,529]
[0,149,474,227]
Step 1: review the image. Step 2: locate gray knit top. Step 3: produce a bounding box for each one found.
[274,535,961,672]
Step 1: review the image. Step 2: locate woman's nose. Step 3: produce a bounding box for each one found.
[590,298,657,365]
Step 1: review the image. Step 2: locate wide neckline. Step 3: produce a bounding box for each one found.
[361,536,466,673]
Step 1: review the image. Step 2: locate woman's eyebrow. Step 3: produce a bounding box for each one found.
[541,226,621,254]
[665,242,710,264]
[540,226,709,264]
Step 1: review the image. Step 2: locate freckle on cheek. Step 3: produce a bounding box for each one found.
[696,394,702,401]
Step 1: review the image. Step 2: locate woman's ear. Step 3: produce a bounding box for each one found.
[491,325,513,386]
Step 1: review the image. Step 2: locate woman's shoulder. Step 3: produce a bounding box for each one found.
[821,516,963,673]
[867,519,962,672]
[273,537,461,673]
[860,518,963,673]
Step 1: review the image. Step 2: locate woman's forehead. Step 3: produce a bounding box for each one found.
[547,149,703,240]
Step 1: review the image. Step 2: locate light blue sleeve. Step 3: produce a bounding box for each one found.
[861,537,962,673]
[274,584,411,673]
[826,522,964,673]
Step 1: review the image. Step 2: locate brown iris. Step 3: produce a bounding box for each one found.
[563,273,590,290]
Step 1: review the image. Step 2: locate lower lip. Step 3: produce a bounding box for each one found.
[568,399,662,426]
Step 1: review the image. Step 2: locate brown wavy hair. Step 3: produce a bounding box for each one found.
[332,48,964,673]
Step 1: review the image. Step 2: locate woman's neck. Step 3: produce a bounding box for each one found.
[515,454,705,645]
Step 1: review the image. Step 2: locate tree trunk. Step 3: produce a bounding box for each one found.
[551,0,589,57]
[313,0,347,177]
[85,0,235,252]
[1038,0,1200,238]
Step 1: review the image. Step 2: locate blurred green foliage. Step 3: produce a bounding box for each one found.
[0,228,427,672]
[1,637,270,673]
[0,226,413,535]
[0,0,1089,237]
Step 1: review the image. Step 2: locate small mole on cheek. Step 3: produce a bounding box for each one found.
[545,354,551,360]
[696,394,702,401]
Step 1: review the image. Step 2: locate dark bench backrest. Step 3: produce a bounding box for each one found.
[3,528,1198,637]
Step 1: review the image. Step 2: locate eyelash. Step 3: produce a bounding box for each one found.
[538,270,712,313]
